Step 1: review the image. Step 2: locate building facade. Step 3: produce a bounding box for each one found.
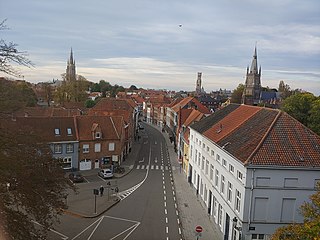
[188,104,320,240]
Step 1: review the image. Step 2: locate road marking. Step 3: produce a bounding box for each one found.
[164,209,167,215]
[164,196,166,201]
[173,191,175,195]
[155,157,158,163]
[176,210,179,216]
[164,201,166,207]
[71,216,104,240]
[156,165,159,170]
[136,165,140,169]
[163,185,165,189]
[151,165,154,170]
[177,218,180,224]
[141,165,145,169]
[173,196,176,201]
[32,220,68,240]
[165,166,168,170]
[166,226,169,234]
[162,180,165,184]
[87,216,104,239]
[178,227,181,235]
[164,190,166,195]
[165,217,168,223]
[139,157,144,163]
[175,203,177,209]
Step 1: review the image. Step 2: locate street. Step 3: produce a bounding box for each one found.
[47,123,183,240]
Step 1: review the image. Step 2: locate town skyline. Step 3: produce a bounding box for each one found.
[2,0,320,95]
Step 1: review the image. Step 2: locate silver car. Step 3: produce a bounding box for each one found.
[98,168,113,179]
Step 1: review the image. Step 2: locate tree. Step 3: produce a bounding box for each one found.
[231,84,244,104]
[271,182,320,239]
[85,99,95,108]
[0,78,37,113]
[0,19,33,76]
[129,85,138,90]
[281,93,316,127]
[308,99,320,135]
[0,120,74,239]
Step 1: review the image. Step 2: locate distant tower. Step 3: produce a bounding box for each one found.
[242,46,261,105]
[196,72,202,95]
[66,48,76,82]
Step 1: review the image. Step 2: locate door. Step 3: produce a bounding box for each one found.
[94,159,99,169]
[188,165,192,184]
[224,213,230,240]
[196,174,200,196]
[208,190,212,215]
[79,159,91,170]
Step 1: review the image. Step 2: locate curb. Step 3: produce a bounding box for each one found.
[62,197,121,218]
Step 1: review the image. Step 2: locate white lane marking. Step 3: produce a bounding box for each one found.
[87,216,104,239]
[178,227,181,235]
[136,165,140,169]
[166,226,169,234]
[141,165,145,169]
[164,196,166,201]
[176,210,179,216]
[164,190,166,195]
[156,165,159,170]
[177,218,180,224]
[155,157,158,163]
[151,165,154,170]
[162,180,165,184]
[173,196,176,202]
[173,191,175,195]
[166,217,168,223]
[71,216,104,240]
[32,220,68,240]
[175,203,177,209]
[163,185,165,190]
[164,201,166,207]
[164,209,167,215]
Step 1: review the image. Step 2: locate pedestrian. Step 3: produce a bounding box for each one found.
[99,185,104,197]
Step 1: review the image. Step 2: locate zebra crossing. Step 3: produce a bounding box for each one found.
[131,164,176,171]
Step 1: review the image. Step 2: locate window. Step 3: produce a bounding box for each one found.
[222,159,227,168]
[196,138,198,144]
[67,128,72,135]
[62,157,72,169]
[95,132,101,139]
[206,146,209,152]
[284,178,298,188]
[218,204,223,226]
[227,182,233,202]
[211,150,214,156]
[198,153,201,166]
[220,175,225,194]
[199,140,201,146]
[95,143,101,152]
[204,185,207,202]
[191,135,193,140]
[229,164,234,173]
[202,143,205,149]
[205,160,209,175]
[201,156,205,170]
[54,128,60,135]
[66,143,74,153]
[210,164,214,180]
[252,234,265,240]
[213,197,217,218]
[237,171,243,181]
[54,144,62,153]
[109,143,115,151]
[195,150,198,163]
[215,170,219,188]
[235,190,241,212]
[216,154,220,162]
[83,144,89,153]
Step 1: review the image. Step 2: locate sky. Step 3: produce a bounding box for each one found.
[1,0,320,95]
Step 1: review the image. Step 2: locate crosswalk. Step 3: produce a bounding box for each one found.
[129,164,176,171]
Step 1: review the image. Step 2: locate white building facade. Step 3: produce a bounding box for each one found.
[188,104,320,240]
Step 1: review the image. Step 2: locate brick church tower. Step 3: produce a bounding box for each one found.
[66,48,76,82]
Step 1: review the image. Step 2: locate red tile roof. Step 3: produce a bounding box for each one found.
[192,104,320,167]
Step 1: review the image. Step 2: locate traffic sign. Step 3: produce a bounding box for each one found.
[195,225,203,233]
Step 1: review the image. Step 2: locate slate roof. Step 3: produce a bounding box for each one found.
[190,104,320,168]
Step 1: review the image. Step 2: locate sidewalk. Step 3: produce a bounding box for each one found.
[148,123,223,240]
[63,138,141,218]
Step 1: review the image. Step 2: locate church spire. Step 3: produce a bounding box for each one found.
[250,46,258,74]
[66,48,76,82]
[70,48,74,64]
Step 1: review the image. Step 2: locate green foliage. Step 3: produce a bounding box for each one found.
[85,99,95,108]
[0,121,73,239]
[281,93,320,135]
[231,84,244,104]
[272,183,320,240]
[0,78,37,113]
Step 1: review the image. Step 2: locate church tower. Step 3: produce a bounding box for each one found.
[242,47,261,105]
[196,72,202,95]
[66,48,76,82]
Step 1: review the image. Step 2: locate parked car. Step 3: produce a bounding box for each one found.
[98,168,113,179]
[69,172,84,183]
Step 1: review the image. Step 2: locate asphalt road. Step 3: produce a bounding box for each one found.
[48,123,183,240]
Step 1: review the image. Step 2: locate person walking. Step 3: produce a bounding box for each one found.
[99,185,104,197]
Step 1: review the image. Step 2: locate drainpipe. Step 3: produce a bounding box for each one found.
[248,169,255,230]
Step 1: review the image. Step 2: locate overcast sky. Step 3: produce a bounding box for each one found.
[1,0,319,95]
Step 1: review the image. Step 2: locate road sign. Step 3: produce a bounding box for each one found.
[195,225,203,233]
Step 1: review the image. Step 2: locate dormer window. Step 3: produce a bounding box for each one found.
[95,132,101,139]
[67,128,72,135]
[55,128,60,136]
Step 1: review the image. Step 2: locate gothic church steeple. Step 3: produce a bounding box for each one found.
[242,46,262,105]
[66,48,76,82]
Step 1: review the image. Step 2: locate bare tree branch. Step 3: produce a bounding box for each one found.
[0,19,34,77]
